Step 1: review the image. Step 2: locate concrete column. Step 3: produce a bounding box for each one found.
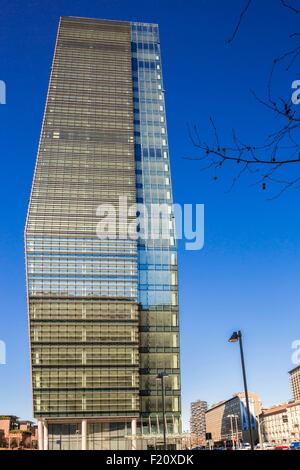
[37,420,44,450]
[131,419,137,451]
[81,419,87,450]
[43,421,48,450]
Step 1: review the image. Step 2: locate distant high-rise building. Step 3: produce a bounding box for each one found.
[25,16,181,450]
[289,365,300,401]
[190,400,207,442]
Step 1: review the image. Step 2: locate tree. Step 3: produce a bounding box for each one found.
[189,0,300,198]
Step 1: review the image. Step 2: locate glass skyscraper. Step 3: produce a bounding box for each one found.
[25,16,181,450]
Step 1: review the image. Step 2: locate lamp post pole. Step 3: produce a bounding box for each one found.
[161,374,166,450]
[157,371,168,450]
[238,331,254,450]
[234,414,239,449]
[228,415,235,450]
[228,330,254,450]
[258,417,265,450]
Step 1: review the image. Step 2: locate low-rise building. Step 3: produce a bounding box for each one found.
[0,416,37,449]
[260,400,300,445]
[205,392,261,447]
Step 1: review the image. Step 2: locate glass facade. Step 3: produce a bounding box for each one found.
[131,23,181,436]
[25,16,181,449]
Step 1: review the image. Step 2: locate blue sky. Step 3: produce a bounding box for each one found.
[1,0,300,430]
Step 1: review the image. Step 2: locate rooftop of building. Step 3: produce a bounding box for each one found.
[206,391,260,413]
[261,399,300,416]
[191,400,208,406]
[289,364,300,374]
[0,416,36,426]
[60,16,159,28]
[0,415,18,420]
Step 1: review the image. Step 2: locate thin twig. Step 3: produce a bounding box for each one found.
[228,0,253,43]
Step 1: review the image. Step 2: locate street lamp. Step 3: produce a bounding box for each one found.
[228,330,254,450]
[156,371,169,450]
[233,414,240,449]
[258,416,267,450]
[227,414,235,450]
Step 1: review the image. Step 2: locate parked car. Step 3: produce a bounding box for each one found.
[238,443,251,450]
[274,445,290,450]
[265,444,275,450]
[290,441,300,450]
[255,443,274,450]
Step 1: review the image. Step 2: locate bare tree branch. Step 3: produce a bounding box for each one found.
[189,0,300,197]
[228,0,253,43]
[280,0,300,13]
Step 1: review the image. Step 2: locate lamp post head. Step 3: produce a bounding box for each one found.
[228,331,241,343]
[156,371,169,380]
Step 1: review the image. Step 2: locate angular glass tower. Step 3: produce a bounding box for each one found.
[25,16,181,450]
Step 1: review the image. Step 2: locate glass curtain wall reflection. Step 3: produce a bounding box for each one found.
[131,23,181,438]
